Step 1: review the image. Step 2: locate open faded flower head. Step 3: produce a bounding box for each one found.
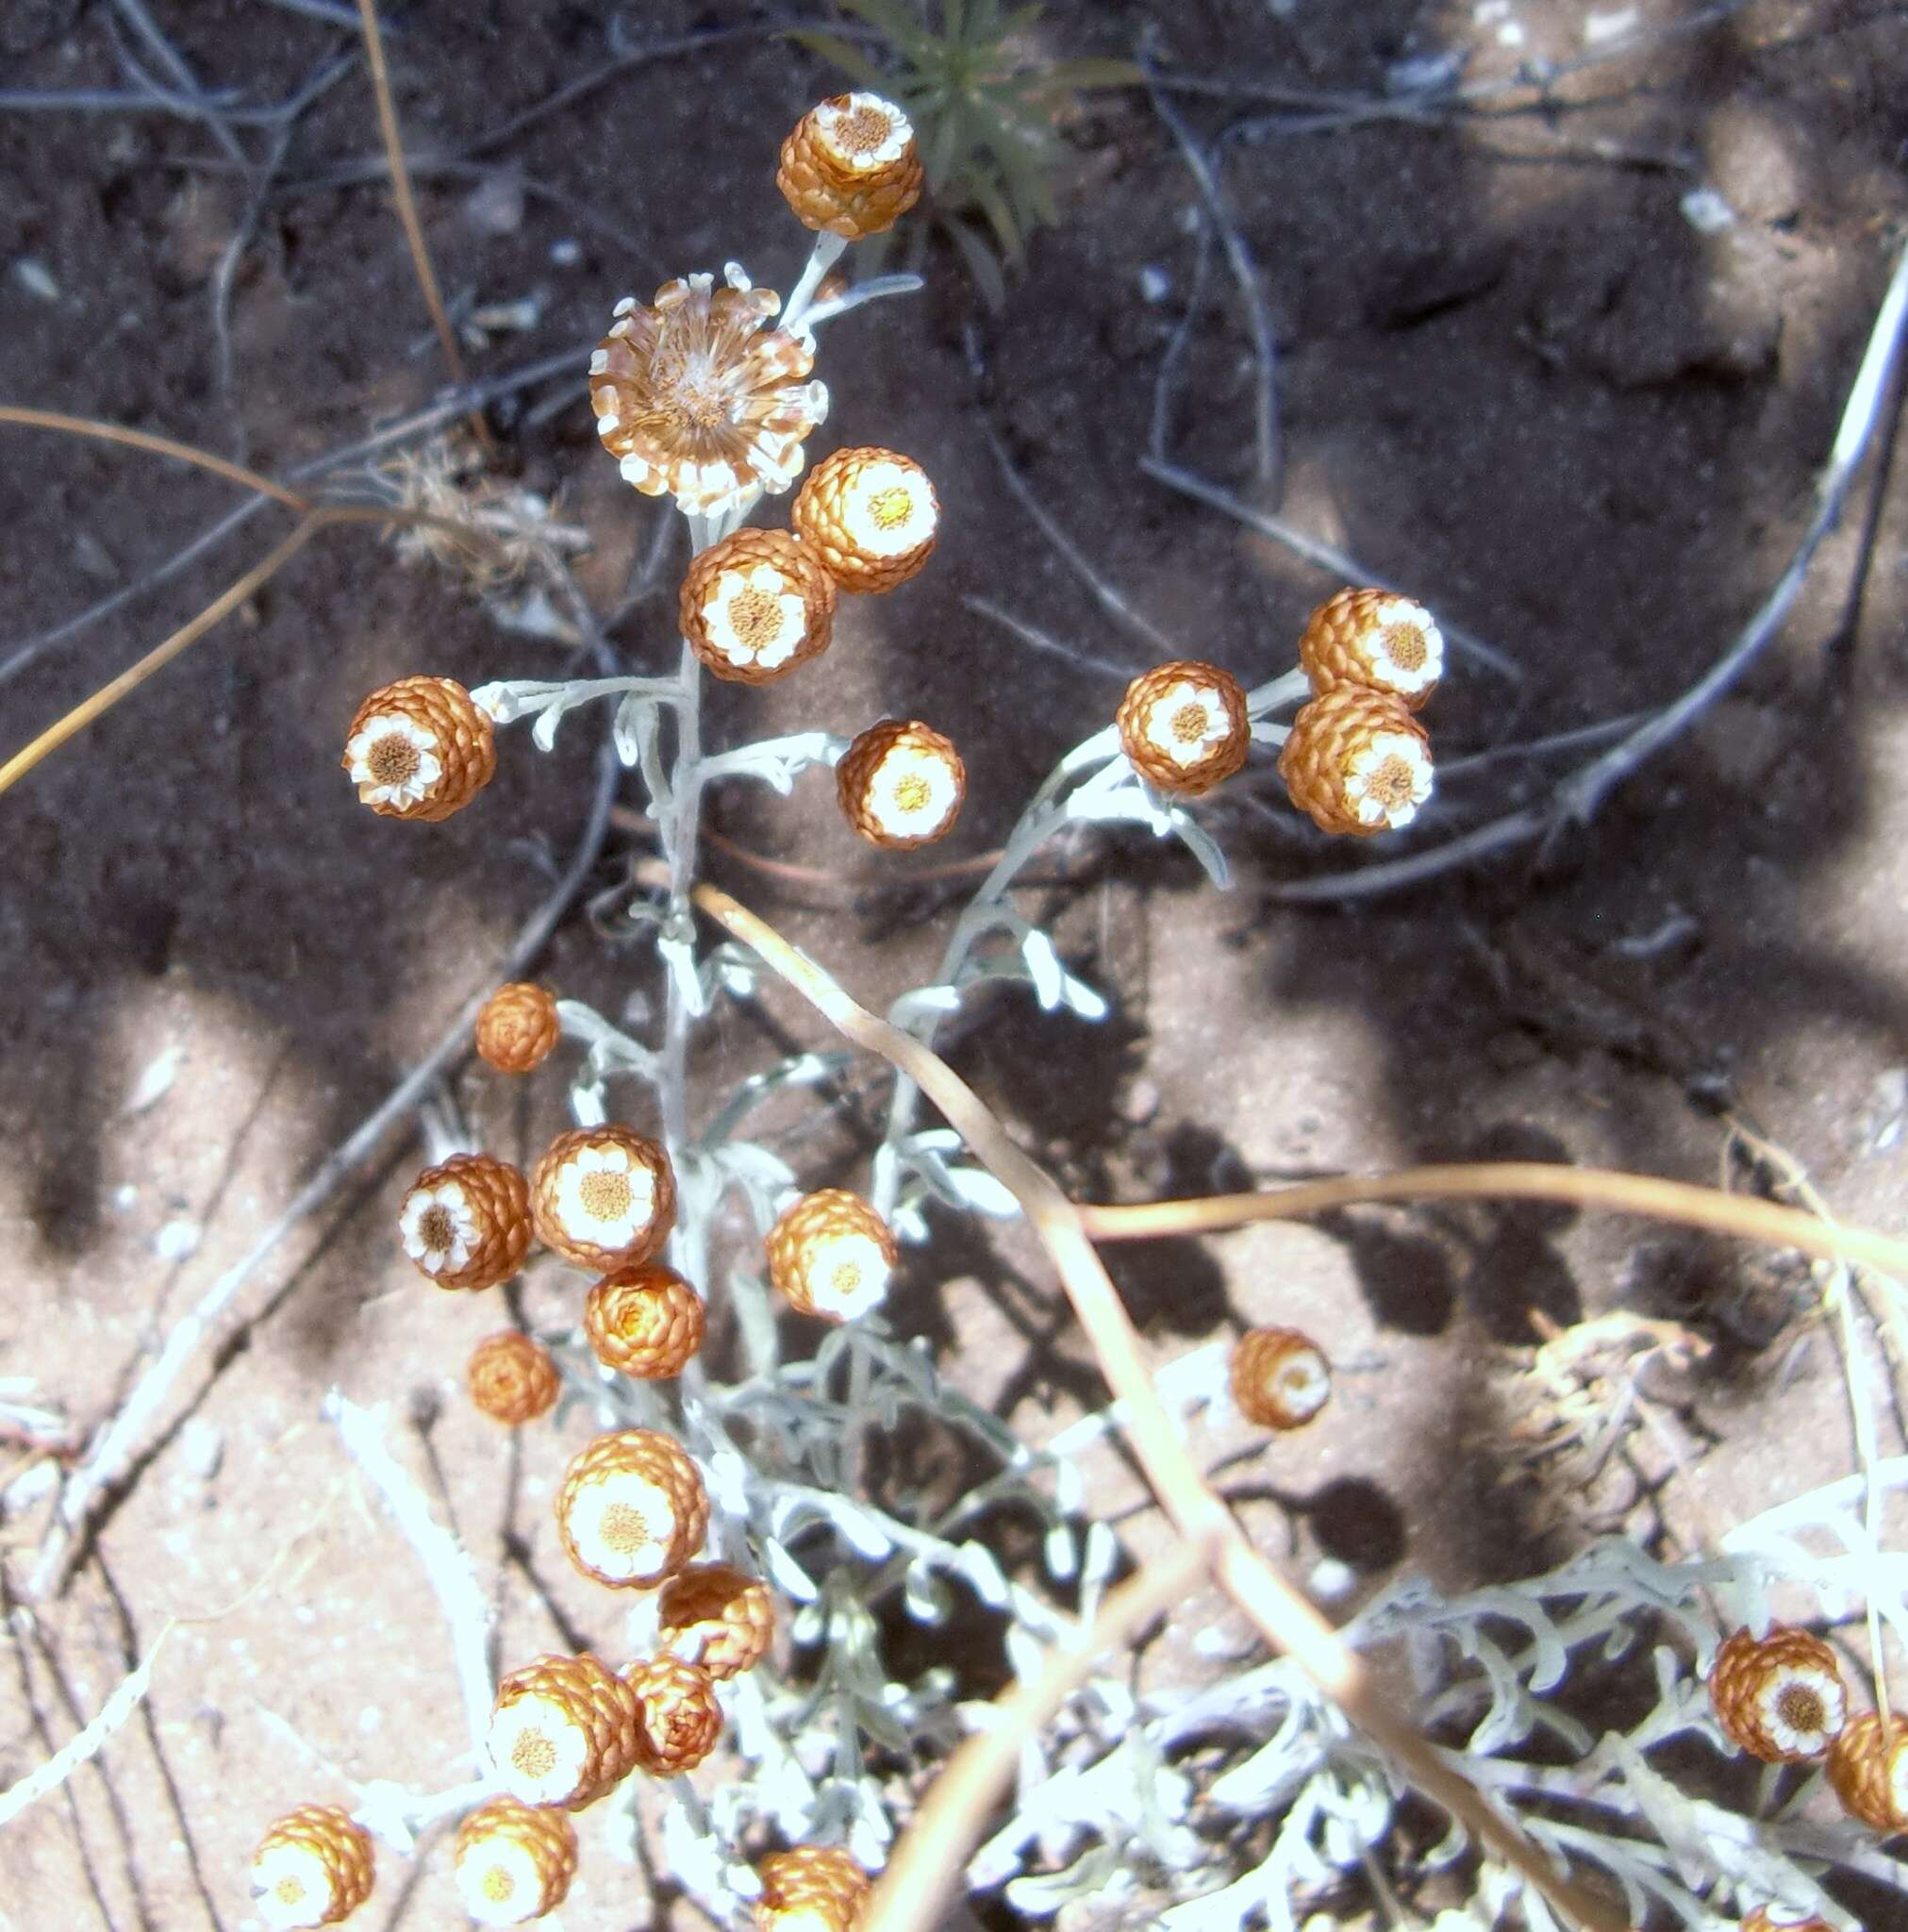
[590,270,828,519]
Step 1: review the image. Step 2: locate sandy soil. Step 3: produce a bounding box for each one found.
[3,1,1908,1927]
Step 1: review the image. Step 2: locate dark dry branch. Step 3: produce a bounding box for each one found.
[1140,454,1522,679]
[1148,206,1215,463]
[1140,47,1279,496]
[962,593,1140,683]
[109,0,248,167]
[27,724,622,1601]
[1261,237,1908,903]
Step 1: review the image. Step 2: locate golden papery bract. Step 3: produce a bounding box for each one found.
[583,1263,706,1379]
[755,1844,872,1931]
[555,1429,709,1590]
[624,1654,724,1774]
[589,276,826,517]
[1709,1625,1849,1764]
[836,719,967,850]
[1827,1709,1908,1831]
[398,1152,532,1292]
[1230,1326,1331,1430]
[790,446,938,594]
[452,1796,579,1924]
[1115,660,1251,797]
[1740,1913,1834,1932]
[766,1190,898,1321]
[342,675,496,822]
[658,1563,776,1679]
[489,1653,642,1810]
[467,1332,561,1425]
[530,1124,676,1272]
[1278,685,1433,837]
[251,1804,375,1926]
[777,94,923,241]
[475,983,560,1074]
[677,526,837,685]
[1297,586,1442,710]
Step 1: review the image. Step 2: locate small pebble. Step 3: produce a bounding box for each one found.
[156,1218,201,1262]
[179,1416,224,1481]
[1137,264,1170,304]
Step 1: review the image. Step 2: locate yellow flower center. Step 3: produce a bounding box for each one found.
[829,1260,862,1297]
[728,586,788,652]
[1170,700,1211,745]
[838,105,894,155]
[1381,622,1428,673]
[867,485,914,530]
[1360,754,1417,810]
[600,1501,654,1554]
[1778,1683,1825,1732]
[274,1876,307,1906]
[891,774,931,814]
[418,1205,456,1253]
[368,733,421,787]
[578,1170,634,1224]
[481,1865,516,1904]
[511,1730,556,1780]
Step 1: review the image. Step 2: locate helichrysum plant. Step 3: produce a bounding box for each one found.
[230,73,1908,1932]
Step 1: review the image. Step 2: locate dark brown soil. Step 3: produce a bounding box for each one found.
[4,2,1908,1927]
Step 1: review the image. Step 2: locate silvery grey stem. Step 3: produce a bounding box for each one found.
[782,231,848,334]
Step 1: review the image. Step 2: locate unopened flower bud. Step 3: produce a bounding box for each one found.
[475,983,560,1074]
[777,93,923,241]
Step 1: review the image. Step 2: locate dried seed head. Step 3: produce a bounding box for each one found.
[1298,588,1443,710]
[584,1263,706,1379]
[487,1653,642,1810]
[790,447,938,594]
[467,1332,561,1425]
[250,1805,375,1929]
[531,1124,676,1272]
[398,1153,533,1292]
[475,983,560,1074]
[342,676,496,822]
[679,527,837,684]
[755,1845,872,1932]
[658,1563,776,1679]
[1231,1327,1332,1430]
[453,1797,579,1926]
[1116,661,1251,797]
[556,1429,709,1590]
[777,93,923,241]
[1710,1626,1849,1764]
[589,275,827,517]
[766,1190,898,1322]
[1279,685,1434,837]
[624,1654,724,1774]
[837,720,966,849]
[1827,1709,1908,1832]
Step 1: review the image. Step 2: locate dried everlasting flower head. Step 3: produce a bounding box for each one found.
[1740,1912,1835,1932]
[777,92,923,241]
[679,526,837,684]
[791,446,938,594]
[1298,588,1443,710]
[453,1797,578,1926]
[767,1190,898,1322]
[468,1332,561,1425]
[398,1153,532,1292]
[589,274,827,518]
[658,1563,775,1679]
[342,676,496,821]
[755,1844,872,1932]
[1710,1626,1849,1763]
[250,1805,374,1929]
[1116,661,1251,797]
[475,983,560,1074]
[556,1429,709,1590]
[837,719,966,849]
[1231,1327,1332,1430]
[1827,1709,1908,1832]
[487,1653,642,1810]
[531,1124,676,1272]
[624,1654,724,1774]
[1279,685,1434,836]
[584,1262,706,1378]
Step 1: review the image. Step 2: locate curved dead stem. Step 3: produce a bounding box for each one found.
[0,405,308,508]
[1076,1163,1908,1277]
[692,880,1627,1932]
